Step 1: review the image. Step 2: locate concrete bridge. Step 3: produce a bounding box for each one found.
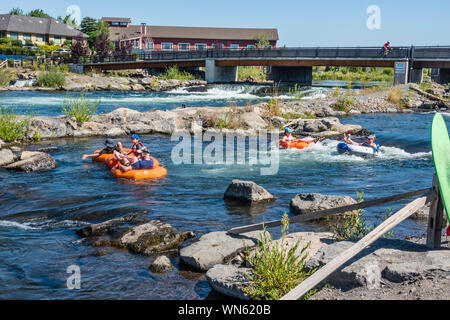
[74,46,450,85]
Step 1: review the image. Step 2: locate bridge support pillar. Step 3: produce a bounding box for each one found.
[393,61,409,85]
[269,66,312,85]
[438,69,450,84]
[409,68,423,83]
[205,59,238,83]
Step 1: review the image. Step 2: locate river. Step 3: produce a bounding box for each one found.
[0,83,448,299]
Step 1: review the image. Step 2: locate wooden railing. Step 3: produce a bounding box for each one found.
[0,60,7,69]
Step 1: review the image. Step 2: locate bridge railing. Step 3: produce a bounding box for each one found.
[412,46,450,60]
[75,46,450,65]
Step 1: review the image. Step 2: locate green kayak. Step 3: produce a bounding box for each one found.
[431,113,450,223]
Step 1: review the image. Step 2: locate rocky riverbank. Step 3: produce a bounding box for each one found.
[1,71,206,92]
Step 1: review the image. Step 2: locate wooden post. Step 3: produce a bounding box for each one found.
[281,195,431,300]
[426,175,445,248]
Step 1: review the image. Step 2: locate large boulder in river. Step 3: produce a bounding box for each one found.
[0,148,14,166]
[224,180,276,203]
[77,212,195,255]
[290,193,357,217]
[240,112,267,130]
[5,151,57,172]
[179,231,264,271]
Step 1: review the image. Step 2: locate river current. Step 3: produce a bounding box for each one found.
[0,83,448,299]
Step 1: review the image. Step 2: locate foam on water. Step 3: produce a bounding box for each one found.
[0,219,90,231]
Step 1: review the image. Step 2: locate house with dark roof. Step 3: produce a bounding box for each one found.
[0,14,87,45]
[101,17,278,51]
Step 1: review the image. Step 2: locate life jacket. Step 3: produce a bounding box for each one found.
[130,142,145,156]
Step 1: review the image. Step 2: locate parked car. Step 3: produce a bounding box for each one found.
[53,49,71,54]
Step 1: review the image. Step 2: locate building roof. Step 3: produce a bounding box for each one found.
[0,14,87,38]
[101,17,132,23]
[109,25,279,42]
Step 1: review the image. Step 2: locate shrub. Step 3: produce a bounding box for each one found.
[37,68,66,88]
[244,213,316,300]
[0,69,13,87]
[387,87,403,105]
[238,66,266,81]
[159,66,197,81]
[0,106,31,142]
[61,94,100,123]
[215,109,239,129]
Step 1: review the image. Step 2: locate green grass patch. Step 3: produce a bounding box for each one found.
[314,67,393,82]
[0,106,31,142]
[61,94,100,123]
[244,213,316,300]
[158,66,197,81]
[238,66,267,81]
[387,87,403,105]
[37,67,66,88]
[0,69,13,87]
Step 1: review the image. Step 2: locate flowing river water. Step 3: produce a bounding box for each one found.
[0,83,448,299]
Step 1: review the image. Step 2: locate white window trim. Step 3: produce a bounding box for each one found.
[212,43,224,49]
[161,42,173,51]
[195,43,207,51]
[146,41,154,50]
[247,44,256,49]
[230,44,240,51]
[178,43,190,51]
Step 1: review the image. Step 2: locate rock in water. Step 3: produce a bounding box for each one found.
[77,213,195,255]
[0,148,14,166]
[224,180,276,203]
[150,256,173,273]
[206,264,252,300]
[179,231,264,272]
[290,193,356,217]
[5,151,57,172]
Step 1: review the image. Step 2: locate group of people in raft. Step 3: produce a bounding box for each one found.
[279,127,377,149]
[82,134,156,174]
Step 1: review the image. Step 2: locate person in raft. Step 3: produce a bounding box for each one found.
[82,138,122,160]
[281,128,321,144]
[111,147,154,174]
[344,133,379,151]
[111,133,147,167]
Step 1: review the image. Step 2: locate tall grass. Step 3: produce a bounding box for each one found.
[61,94,100,123]
[158,66,197,81]
[313,67,393,82]
[238,66,267,81]
[244,213,316,300]
[37,67,66,88]
[0,106,31,142]
[387,87,403,105]
[0,69,13,87]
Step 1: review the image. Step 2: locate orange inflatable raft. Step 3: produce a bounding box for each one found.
[92,148,131,163]
[106,156,160,169]
[111,165,167,181]
[278,139,315,150]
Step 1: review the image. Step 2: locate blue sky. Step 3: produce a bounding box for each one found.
[2,0,449,47]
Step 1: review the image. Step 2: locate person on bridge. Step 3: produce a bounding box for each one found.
[383,41,392,56]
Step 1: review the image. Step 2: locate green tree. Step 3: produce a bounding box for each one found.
[27,9,51,18]
[254,33,270,48]
[8,8,24,15]
[80,17,100,49]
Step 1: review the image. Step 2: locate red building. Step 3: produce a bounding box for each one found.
[102,17,278,52]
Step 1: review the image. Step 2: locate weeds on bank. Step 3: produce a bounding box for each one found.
[238,66,267,81]
[61,94,100,123]
[387,87,403,105]
[243,213,317,300]
[327,191,395,241]
[0,69,13,87]
[158,66,197,81]
[37,67,66,88]
[0,106,31,142]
